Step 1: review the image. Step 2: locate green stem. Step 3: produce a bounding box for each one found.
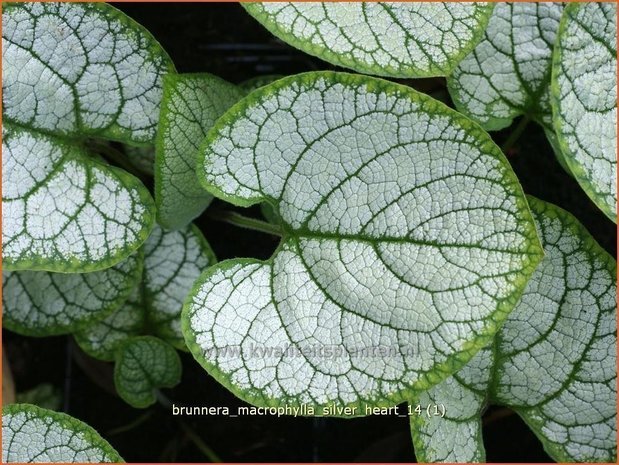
[107,410,154,436]
[208,210,282,237]
[501,115,531,153]
[155,391,222,462]
[178,420,222,462]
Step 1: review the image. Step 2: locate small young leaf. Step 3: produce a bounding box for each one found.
[2,251,142,337]
[184,72,543,412]
[155,73,245,229]
[2,125,155,272]
[551,3,617,222]
[75,224,215,359]
[2,403,123,463]
[2,2,174,144]
[410,197,617,463]
[448,3,564,131]
[243,3,494,78]
[114,336,182,409]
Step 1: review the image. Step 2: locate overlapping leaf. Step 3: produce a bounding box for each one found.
[551,2,617,222]
[155,73,245,229]
[183,71,543,412]
[3,250,142,336]
[243,3,494,78]
[448,3,564,131]
[411,348,492,463]
[2,404,123,463]
[74,287,145,361]
[114,336,182,408]
[3,125,154,272]
[411,197,617,463]
[75,224,215,359]
[2,2,174,271]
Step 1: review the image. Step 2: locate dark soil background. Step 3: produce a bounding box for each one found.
[4,3,616,463]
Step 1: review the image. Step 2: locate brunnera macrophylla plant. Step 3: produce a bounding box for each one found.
[1,2,616,464]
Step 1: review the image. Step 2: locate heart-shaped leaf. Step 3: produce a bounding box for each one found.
[2,250,142,336]
[410,197,617,463]
[243,3,494,78]
[183,72,543,412]
[114,336,182,409]
[2,2,174,272]
[3,124,155,272]
[75,224,215,360]
[2,404,123,463]
[551,3,617,222]
[447,3,564,131]
[155,73,245,229]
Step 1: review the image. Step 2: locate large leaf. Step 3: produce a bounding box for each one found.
[75,224,215,359]
[2,125,154,272]
[2,2,173,143]
[447,3,564,131]
[2,250,142,336]
[2,404,123,463]
[410,197,617,463]
[243,3,494,78]
[183,71,543,412]
[155,73,245,229]
[551,3,617,222]
[114,336,182,409]
[2,2,173,271]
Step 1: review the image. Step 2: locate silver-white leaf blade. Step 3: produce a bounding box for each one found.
[410,348,492,463]
[551,2,617,222]
[155,73,245,229]
[74,287,144,362]
[410,197,617,462]
[2,124,155,272]
[2,2,174,144]
[143,224,216,348]
[2,251,142,336]
[75,223,216,359]
[495,197,617,462]
[2,404,123,463]
[243,2,494,78]
[184,71,543,412]
[448,2,564,130]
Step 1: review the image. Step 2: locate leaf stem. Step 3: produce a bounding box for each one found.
[154,391,222,462]
[501,115,530,154]
[208,210,282,237]
[178,419,222,462]
[107,410,154,436]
